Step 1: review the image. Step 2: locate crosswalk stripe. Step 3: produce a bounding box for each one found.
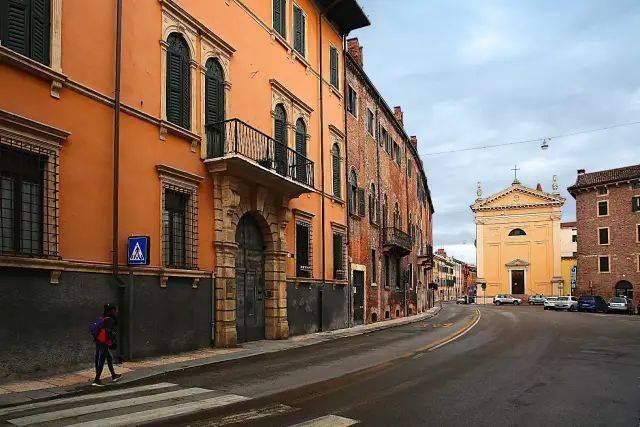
[8,388,212,426]
[205,403,296,426]
[65,394,250,427]
[291,414,359,426]
[0,383,176,417]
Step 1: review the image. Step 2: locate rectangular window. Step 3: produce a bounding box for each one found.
[597,200,608,216]
[572,234,577,243]
[0,144,54,257]
[333,232,344,280]
[597,187,608,196]
[273,0,286,38]
[367,109,374,136]
[296,221,311,277]
[347,86,357,117]
[371,249,377,284]
[599,255,610,273]
[293,5,306,56]
[394,142,401,165]
[163,189,187,268]
[598,227,609,245]
[407,158,412,177]
[329,46,339,90]
[633,196,640,212]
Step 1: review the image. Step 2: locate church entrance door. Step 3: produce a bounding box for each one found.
[511,269,525,294]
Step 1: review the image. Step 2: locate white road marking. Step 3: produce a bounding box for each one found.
[429,308,482,352]
[205,403,296,426]
[66,394,250,427]
[8,388,212,426]
[0,383,176,417]
[291,414,359,426]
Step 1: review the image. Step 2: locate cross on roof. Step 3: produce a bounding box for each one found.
[511,165,520,184]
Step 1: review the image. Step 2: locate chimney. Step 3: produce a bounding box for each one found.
[436,248,447,256]
[536,183,542,191]
[393,106,404,126]
[409,135,418,148]
[347,38,363,67]
[577,169,586,175]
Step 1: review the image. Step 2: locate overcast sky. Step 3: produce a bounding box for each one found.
[352,0,640,264]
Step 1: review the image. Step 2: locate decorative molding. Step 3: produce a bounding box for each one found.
[471,182,565,212]
[0,109,70,146]
[328,124,345,140]
[0,46,67,98]
[156,164,204,185]
[293,208,315,221]
[269,79,314,114]
[505,259,530,268]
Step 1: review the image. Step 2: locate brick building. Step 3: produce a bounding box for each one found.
[344,38,434,324]
[568,164,640,305]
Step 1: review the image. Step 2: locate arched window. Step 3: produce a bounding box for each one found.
[273,104,287,175]
[166,33,191,129]
[331,144,341,198]
[205,58,225,157]
[508,228,526,236]
[1,0,51,65]
[295,119,307,182]
[349,170,358,214]
[369,183,377,223]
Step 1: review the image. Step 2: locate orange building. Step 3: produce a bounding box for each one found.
[0,0,370,378]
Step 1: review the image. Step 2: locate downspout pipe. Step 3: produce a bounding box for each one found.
[342,35,352,327]
[318,10,326,331]
[112,0,123,283]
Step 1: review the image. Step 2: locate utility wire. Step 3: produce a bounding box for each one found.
[421,120,640,156]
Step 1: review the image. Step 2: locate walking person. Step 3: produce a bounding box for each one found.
[91,304,122,386]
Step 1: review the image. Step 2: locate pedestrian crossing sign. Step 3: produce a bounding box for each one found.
[127,236,150,266]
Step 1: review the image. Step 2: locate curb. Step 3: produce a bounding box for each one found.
[0,306,442,408]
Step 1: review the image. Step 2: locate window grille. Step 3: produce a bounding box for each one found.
[0,139,58,258]
[162,185,198,269]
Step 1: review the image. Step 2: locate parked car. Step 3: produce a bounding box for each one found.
[607,297,636,314]
[456,295,472,304]
[577,295,608,313]
[543,296,558,310]
[554,296,578,311]
[528,294,546,305]
[493,294,522,305]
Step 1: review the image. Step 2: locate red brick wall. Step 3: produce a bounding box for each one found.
[574,183,640,306]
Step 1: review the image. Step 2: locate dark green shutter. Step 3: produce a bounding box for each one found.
[330,47,338,88]
[181,51,191,129]
[273,0,283,36]
[296,222,310,277]
[294,7,303,54]
[30,0,49,65]
[332,151,341,198]
[274,106,287,175]
[3,0,29,57]
[166,49,182,126]
[166,34,191,130]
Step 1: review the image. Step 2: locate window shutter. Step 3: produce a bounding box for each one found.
[300,12,306,54]
[333,233,343,279]
[332,154,341,198]
[296,223,310,277]
[166,50,182,126]
[357,187,365,217]
[330,47,338,88]
[3,0,29,57]
[273,0,283,36]
[181,53,191,129]
[205,72,217,125]
[294,7,303,54]
[30,0,50,65]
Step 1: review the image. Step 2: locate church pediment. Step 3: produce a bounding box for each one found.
[471,184,564,212]
[505,258,530,267]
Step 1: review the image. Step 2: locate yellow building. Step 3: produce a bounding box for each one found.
[471,177,565,299]
[560,222,578,295]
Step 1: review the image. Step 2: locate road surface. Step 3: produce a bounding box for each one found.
[2,303,639,426]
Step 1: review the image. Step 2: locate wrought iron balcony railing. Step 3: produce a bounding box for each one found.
[206,118,314,188]
[383,227,413,256]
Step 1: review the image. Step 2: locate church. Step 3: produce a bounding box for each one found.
[471,173,565,300]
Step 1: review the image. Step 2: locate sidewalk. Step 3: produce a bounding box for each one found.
[0,306,442,407]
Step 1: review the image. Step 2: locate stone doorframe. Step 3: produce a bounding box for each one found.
[505,259,529,295]
[212,174,291,346]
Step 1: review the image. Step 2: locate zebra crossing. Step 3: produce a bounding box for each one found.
[0,382,360,426]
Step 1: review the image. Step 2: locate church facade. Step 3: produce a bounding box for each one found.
[471,178,565,300]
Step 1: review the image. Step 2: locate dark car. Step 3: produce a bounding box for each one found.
[577,295,608,313]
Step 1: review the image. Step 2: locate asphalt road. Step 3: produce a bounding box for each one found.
[2,304,639,426]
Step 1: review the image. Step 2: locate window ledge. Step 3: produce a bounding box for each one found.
[329,195,344,205]
[0,45,66,98]
[329,85,343,100]
[271,30,291,52]
[349,213,362,220]
[293,51,310,69]
[159,120,201,145]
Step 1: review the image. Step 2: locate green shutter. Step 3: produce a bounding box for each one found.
[273,0,283,36]
[166,50,182,126]
[330,47,338,89]
[332,153,341,198]
[296,222,310,277]
[3,0,29,57]
[294,7,302,54]
[30,0,50,65]
[181,52,191,129]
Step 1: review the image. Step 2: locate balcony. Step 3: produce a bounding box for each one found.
[383,227,413,257]
[417,244,434,269]
[204,119,314,197]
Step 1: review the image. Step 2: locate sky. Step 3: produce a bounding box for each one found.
[351,0,640,264]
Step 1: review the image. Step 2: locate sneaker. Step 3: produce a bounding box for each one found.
[111,374,122,382]
[91,380,104,387]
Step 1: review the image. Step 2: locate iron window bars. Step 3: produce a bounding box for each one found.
[0,139,58,258]
[162,185,198,269]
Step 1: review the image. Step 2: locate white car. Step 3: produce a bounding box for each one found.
[554,296,578,311]
[543,296,558,310]
[493,294,522,305]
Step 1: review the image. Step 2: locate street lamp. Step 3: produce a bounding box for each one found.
[541,138,550,150]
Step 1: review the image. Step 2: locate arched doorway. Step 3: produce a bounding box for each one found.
[235,214,265,343]
[615,281,633,300]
